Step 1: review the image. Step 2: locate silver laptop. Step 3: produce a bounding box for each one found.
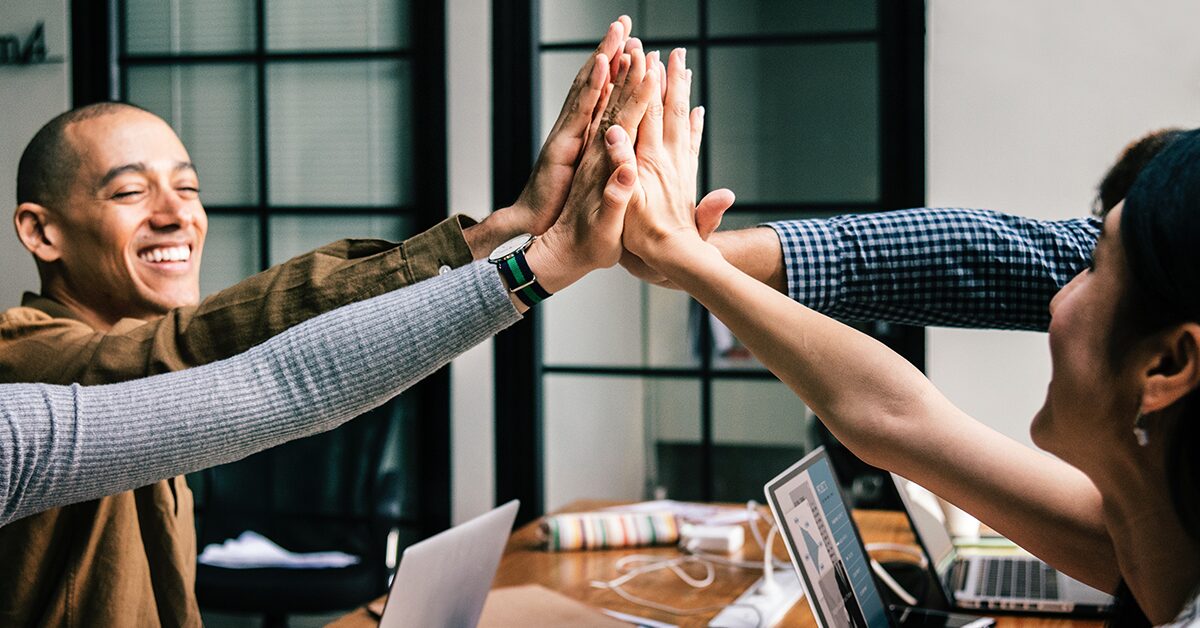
[890,473,1113,616]
[378,500,519,628]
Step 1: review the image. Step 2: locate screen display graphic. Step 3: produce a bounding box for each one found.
[768,450,890,628]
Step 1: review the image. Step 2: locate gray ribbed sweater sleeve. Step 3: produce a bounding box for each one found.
[0,261,520,527]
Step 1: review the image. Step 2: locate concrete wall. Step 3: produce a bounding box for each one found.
[925,0,1200,446]
[0,0,68,307]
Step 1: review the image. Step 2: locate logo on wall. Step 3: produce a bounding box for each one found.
[1,22,63,66]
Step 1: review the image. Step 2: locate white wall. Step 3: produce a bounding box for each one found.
[0,0,68,307]
[925,0,1200,446]
[446,0,496,524]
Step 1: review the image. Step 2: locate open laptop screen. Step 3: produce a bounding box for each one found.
[766,447,891,628]
[890,473,958,600]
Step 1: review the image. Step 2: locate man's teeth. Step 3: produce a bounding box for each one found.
[139,246,190,263]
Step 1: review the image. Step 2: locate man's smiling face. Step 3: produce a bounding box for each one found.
[47,108,207,321]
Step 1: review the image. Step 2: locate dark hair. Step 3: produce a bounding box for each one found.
[16,102,149,207]
[1095,128,1188,216]
[1118,127,1200,538]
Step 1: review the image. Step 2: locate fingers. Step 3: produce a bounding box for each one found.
[575,53,608,129]
[585,82,614,147]
[618,39,647,107]
[600,126,638,220]
[547,20,624,141]
[689,106,705,156]
[604,125,637,180]
[696,189,735,239]
[664,48,692,147]
[636,50,664,152]
[600,41,648,141]
[594,19,626,62]
[687,105,705,183]
[607,16,633,78]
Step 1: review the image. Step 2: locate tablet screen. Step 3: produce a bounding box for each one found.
[766,448,891,628]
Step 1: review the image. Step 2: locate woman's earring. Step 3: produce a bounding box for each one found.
[1133,412,1150,447]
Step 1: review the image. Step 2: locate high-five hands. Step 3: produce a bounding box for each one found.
[466,17,630,258]
[621,48,727,271]
[486,20,734,311]
[522,36,656,295]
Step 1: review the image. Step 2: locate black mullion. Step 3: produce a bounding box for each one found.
[493,0,542,526]
[251,0,274,524]
[697,0,714,503]
[543,365,782,381]
[115,0,128,102]
[122,49,413,65]
[723,201,881,215]
[206,205,425,216]
[409,0,452,540]
[107,0,121,100]
[539,30,880,51]
[252,0,270,271]
[874,0,926,373]
[71,0,114,105]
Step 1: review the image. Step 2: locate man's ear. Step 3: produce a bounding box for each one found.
[13,202,62,263]
[1140,323,1200,414]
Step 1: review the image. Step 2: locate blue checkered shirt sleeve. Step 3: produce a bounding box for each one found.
[765,208,1100,331]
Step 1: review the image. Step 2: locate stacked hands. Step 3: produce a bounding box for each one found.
[482,16,734,302]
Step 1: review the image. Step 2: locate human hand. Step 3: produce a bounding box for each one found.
[525,40,656,285]
[521,123,641,301]
[620,188,734,288]
[502,17,631,235]
[622,48,715,267]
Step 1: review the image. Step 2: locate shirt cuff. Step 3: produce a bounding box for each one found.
[400,214,478,284]
[762,219,841,313]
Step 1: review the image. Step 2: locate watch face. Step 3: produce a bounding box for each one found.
[488,233,535,262]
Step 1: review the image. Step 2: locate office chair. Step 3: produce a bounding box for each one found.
[193,400,420,627]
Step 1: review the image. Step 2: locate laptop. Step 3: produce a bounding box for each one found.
[889,474,1114,616]
[378,500,519,628]
[765,448,998,628]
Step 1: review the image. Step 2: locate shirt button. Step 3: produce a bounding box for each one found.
[438,265,451,275]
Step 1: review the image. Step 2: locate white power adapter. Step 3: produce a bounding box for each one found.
[679,523,745,554]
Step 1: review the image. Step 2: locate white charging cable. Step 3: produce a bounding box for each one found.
[589,501,785,621]
[864,542,927,606]
[589,543,731,616]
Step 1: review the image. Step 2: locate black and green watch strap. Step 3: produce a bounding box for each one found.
[497,250,552,307]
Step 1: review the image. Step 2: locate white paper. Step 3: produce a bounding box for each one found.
[198,530,360,569]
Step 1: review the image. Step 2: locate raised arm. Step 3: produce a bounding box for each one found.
[759,209,1099,330]
[0,262,515,527]
[620,48,1119,591]
[0,32,658,526]
[648,209,1098,331]
[0,18,635,388]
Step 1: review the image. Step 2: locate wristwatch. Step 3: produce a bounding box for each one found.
[488,233,552,307]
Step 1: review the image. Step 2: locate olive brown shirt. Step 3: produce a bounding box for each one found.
[0,216,475,627]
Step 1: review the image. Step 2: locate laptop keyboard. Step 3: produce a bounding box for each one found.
[980,557,1060,600]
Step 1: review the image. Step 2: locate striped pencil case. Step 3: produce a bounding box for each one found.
[540,511,679,551]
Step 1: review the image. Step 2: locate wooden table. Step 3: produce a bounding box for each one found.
[331,500,1102,627]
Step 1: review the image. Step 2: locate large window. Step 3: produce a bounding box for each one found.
[496,0,925,516]
[114,0,451,537]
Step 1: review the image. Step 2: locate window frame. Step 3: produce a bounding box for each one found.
[89,0,453,537]
[494,0,926,521]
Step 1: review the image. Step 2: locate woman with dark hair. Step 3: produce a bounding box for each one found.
[619,47,1200,625]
